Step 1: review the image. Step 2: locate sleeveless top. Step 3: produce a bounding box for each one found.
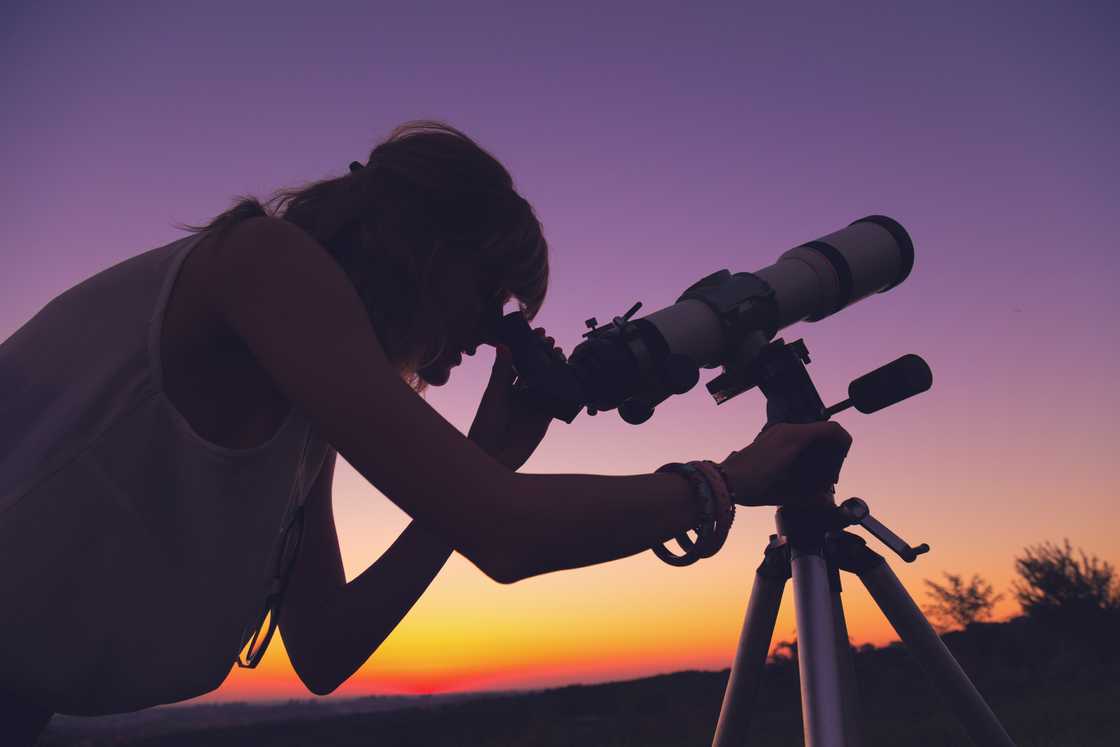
[0,231,331,715]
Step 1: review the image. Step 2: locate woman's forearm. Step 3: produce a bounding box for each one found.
[492,470,700,583]
[312,520,452,692]
[301,459,703,693]
[302,445,539,692]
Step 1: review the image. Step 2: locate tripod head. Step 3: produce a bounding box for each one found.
[748,337,932,495]
[754,337,932,565]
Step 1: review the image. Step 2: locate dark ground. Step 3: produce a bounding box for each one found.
[37,616,1120,746]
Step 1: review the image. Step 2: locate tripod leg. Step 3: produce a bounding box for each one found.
[859,561,1016,747]
[791,549,847,747]
[830,586,863,747]
[712,538,789,747]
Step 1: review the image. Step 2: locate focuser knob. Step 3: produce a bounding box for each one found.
[619,399,654,425]
[659,353,700,395]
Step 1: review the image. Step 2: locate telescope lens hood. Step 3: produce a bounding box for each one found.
[849,215,915,292]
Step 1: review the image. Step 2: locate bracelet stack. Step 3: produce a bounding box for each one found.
[651,460,736,566]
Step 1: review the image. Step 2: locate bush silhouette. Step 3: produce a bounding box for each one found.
[1013,539,1119,628]
[923,572,1003,631]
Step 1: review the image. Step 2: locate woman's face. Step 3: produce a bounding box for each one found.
[417,257,507,387]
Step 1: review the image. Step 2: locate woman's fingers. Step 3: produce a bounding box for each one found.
[722,421,854,505]
[803,421,852,455]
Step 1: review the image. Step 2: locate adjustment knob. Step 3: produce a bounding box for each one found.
[849,354,932,414]
[619,399,654,425]
[660,353,700,395]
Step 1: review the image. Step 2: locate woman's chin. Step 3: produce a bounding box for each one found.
[418,351,462,387]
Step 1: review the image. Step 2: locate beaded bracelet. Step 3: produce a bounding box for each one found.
[712,462,738,505]
[651,461,740,564]
[693,461,734,557]
[669,461,735,557]
[651,462,715,566]
[712,461,738,533]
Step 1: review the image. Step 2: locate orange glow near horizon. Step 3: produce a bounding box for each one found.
[187,341,1117,705]
[192,414,1047,705]
[6,0,1120,714]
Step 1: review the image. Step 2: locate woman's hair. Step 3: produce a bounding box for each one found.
[174,121,549,393]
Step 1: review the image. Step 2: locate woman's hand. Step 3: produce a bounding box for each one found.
[719,421,853,506]
[468,328,565,471]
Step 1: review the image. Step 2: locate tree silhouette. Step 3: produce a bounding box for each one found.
[1013,539,1118,625]
[770,639,798,663]
[922,572,1003,631]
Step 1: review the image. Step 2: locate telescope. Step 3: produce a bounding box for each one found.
[493,215,917,424]
[491,216,1017,746]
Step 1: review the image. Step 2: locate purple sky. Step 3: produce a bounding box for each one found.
[3,1,1118,697]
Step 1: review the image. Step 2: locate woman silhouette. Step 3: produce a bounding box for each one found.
[0,121,850,743]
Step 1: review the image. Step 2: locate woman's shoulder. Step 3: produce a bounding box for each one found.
[167,217,320,334]
[200,216,321,269]
[160,227,295,451]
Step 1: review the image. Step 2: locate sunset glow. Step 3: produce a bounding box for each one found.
[3,0,1116,708]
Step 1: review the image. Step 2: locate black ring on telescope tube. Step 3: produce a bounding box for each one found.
[631,318,671,362]
[802,240,854,318]
[850,215,915,292]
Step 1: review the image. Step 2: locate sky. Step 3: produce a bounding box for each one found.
[2,0,1118,704]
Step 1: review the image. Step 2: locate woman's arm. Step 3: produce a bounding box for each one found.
[279,429,593,695]
[279,448,453,695]
[206,216,701,584]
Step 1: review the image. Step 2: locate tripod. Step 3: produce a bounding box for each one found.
[709,340,1015,746]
